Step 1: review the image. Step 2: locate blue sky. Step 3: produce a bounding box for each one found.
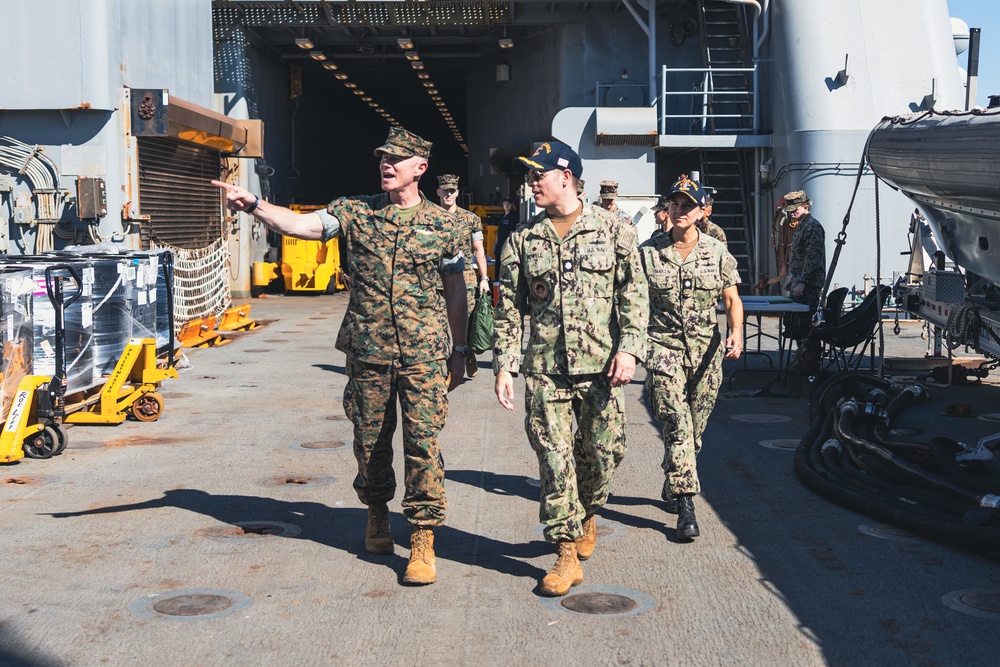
[949,0,999,107]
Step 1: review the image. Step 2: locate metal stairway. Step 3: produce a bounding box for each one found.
[700,150,755,287]
[698,0,754,134]
[697,1,756,289]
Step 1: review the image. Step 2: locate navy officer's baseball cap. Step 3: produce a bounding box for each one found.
[512,142,583,178]
[666,174,707,207]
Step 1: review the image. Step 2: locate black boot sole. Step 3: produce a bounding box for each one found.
[676,524,700,540]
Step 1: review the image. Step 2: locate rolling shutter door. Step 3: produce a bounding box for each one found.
[137,137,222,249]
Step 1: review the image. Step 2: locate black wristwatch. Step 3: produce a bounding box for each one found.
[453,345,470,355]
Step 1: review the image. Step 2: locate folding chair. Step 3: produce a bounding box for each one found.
[811,285,891,371]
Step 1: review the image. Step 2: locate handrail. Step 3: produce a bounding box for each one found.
[659,65,757,134]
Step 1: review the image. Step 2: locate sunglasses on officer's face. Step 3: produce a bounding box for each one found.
[525,169,559,184]
[441,189,457,195]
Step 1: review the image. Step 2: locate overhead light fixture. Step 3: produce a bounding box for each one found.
[417,73,430,80]
[411,61,424,70]
[361,96,372,101]
[353,89,365,95]
[427,89,439,95]
[322,62,339,70]
[405,52,420,61]
[344,82,357,89]
[423,82,435,88]
[498,38,514,49]
[309,51,327,61]
[430,96,441,101]
[334,73,348,80]
[436,102,446,107]
[397,37,414,50]
[295,37,315,50]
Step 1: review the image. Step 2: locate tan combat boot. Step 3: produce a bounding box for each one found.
[540,541,583,596]
[403,528,436,585]
[575,515,597,561]
[364,504,393,554]
[465,350,478,378]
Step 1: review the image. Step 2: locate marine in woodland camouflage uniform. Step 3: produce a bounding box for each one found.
[214,128,468,569]
[495,144,649,552]
[437,174,489,316]
[782,190,826,369]
[640,174,743,540]
[598,180,635,226]
[698,196,728,246]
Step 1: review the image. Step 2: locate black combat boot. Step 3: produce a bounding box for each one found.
[676,495,700,539]
[661,480,678,514]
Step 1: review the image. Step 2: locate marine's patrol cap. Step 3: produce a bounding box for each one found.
[437,174,459,190]
[650,195,670,212]
[782,190,812,211]
[599,180,619,200]
[374,127,432,159]
[666,174,707,207]
[513,142,583,177]
[576,179,585,195]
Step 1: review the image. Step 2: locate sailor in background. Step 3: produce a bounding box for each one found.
[779,190,827,373]
[597,180,634,225]
[639,174,743,540]
[437,173,490,378]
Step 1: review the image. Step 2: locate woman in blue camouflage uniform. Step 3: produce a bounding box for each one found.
[639,175,743,540]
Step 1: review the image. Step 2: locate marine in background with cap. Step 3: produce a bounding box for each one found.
[639,174,743,540]
[437,174,490,379]
[698,195,728,246]
[212,127,467,587]
[651,195,673,233]
[772,190,826,371]
[494,141,648,596]
[597,180,634,226]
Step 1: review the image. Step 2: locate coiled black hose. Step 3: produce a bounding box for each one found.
[795,372,1000,552]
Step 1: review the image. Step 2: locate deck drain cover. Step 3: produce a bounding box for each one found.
[262,339,288,343]
[154,594,233,616]
[858,523,922,542]
[244,349,271,353]
[889,426,925,436]
[942,589,1000,619]
[131,588,252,621]
[257,474,334,488]
[298,440,349,450]
[760,439,800,450]
[203,521,301,540]
[731,414,792,423]
[561,592,637,615]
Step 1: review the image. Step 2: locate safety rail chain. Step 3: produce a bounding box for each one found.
[658,65,757,135]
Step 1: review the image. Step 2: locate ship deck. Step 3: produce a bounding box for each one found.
[1,292,998,666]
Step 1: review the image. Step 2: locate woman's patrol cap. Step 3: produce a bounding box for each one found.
[513,141,583,177]
[374,127,432,158]
[666,174,707,206]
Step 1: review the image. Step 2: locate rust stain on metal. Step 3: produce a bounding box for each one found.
[2,476,35,485]
[78,102,92,110]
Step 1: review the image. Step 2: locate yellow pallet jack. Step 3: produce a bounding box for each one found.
[63,337,177,425]
[1,266,177,463]
[1,265,82,462]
